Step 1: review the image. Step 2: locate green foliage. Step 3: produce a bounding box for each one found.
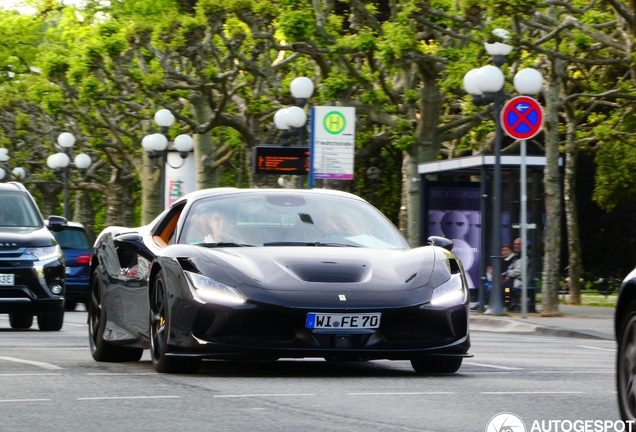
[277,7,315,42]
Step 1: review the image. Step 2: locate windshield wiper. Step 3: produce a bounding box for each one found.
[197,242,254,247]
[263,241,360,247]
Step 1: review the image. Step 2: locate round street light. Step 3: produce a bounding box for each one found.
[514,68,544,95]
[274,109,290,130]
[12,167,26,179]
[475,65,506,93]
[290,77,315,99]
[0,148,9,163]
[0,168,5,181]
[74,153,92,172]
[57,132,76,148]
[284,106,308,128]
[154,109,176,128]
[463,69,483,96]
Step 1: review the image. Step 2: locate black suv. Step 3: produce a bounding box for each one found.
[0,182,67,331]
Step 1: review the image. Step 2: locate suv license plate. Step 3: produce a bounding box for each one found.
[0,274,15,286]
[306,313,381,329]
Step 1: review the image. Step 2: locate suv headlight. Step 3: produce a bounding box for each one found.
[431,274,466,306]
[25,245,63,261]
[184,271,246,305]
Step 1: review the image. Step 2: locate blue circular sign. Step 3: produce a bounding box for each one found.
[501,96,544,140]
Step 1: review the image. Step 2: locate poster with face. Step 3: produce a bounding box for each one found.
[426,183,481,289]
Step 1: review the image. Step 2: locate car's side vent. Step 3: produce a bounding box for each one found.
[447,259,461,274]
[177,258,199,273]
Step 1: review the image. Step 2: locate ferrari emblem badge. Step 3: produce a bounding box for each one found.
[339,295,346,301]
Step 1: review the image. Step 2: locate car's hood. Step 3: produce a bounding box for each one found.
[0,226,55,248]
[189,246,440,292]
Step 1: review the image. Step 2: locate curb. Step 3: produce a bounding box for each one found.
[469,316,613,341]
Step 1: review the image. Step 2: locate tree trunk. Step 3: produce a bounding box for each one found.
[74,189,96,243]
[404,71,442,246]
[34,182,63,220]
[105,168,136,227]
[192,97,221,189]
[564,108,582,305]
[541,58,564,317]
[140,150,163,225]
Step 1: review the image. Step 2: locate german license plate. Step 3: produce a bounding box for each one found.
[306,313,381,329]
[0,274,15,286]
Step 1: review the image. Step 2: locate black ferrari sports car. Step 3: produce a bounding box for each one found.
[88,188,471,374]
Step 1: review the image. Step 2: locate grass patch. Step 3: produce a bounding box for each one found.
[537,292,617,307]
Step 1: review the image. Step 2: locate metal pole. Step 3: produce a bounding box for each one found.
[521,139,528,318]
[63,166,70,220]
[487,90,505,315]
[160,149,166,211]
[478,164,488,313]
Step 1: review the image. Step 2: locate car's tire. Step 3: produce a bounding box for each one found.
[37,308,64,331]
[65,300,77,311]
[88,266,143,362]
[9,312,33,329]
[617,299,636,420]
[410,357,463,374]
[150,270,201,374]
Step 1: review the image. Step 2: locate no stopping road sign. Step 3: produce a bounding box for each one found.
[501,96,544,140]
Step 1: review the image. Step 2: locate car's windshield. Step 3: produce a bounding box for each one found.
[0,192,42,228]
[52,227,91,249]
[179,192,409,249]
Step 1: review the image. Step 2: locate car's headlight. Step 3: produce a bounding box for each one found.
[25,245,63,261]
[430,274,466,306]
[184,271,246,305]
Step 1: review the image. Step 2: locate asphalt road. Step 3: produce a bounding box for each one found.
[0,310,621,432]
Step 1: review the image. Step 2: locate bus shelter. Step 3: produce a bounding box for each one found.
[418,155,559,306]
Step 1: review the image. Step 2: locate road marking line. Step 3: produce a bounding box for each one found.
[0,373,60,377]
[0,399,51,403]
[77,396,180,400]
[213,394,315,398]
[86,373,156,376]
[481,391,585,395]
[531,371,614,374]
[464,362,523,370]
[579,345,616,352]
[0,356,63,370]
[347,392,455,396]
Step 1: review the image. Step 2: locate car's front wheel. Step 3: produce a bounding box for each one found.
[618,299,636,420]
[9,312,33,329]
[37,308,64,331]
[410,357,462,374]
[150,270,200,374]
[88,266,143,362]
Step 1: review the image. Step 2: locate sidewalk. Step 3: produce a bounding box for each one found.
[469,304,615,341]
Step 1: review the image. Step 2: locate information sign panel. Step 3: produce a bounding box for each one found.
[252,145,309,175]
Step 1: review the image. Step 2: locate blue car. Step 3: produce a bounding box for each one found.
[50,221,91,311]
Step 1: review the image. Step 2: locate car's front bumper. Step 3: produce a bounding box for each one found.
[167,298,470,360]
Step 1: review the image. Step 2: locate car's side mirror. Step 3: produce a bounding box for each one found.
[47,216,68,232]
[427,236,454,252]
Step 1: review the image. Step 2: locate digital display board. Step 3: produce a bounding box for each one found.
[253,146,309,175]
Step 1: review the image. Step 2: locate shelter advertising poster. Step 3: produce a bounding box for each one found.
[426,183,481,290]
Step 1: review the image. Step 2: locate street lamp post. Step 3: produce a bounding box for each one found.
[141,109,194,210]
[274,77,315,188]
[46,133,92,220]
[463,31,543,315]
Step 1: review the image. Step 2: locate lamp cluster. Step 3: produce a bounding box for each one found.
[274,77,314,135]
[0,148,26,181]
[46,133,92,174]
[141,109,194,162]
